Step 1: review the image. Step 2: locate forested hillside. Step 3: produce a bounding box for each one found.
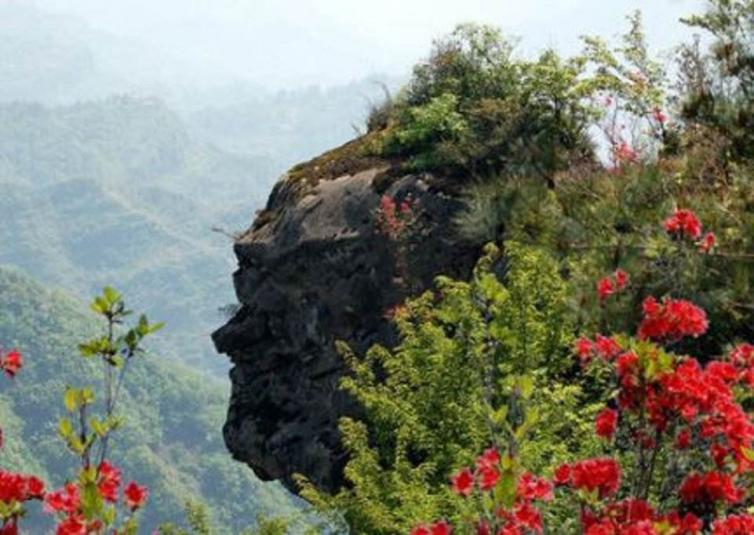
[0,96,276,373]
[0,266,300,532]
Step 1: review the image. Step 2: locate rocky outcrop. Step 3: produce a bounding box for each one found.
[212,139,479,492]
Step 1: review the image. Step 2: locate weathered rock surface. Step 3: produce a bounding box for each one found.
[213,142,479,492]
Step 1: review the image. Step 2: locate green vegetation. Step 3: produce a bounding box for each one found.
[298,244,602,533]
[0,266,300,533]
[0,96,276,374]
[373,23,594,181]
[298,2,754,532]
[3,0,754,533]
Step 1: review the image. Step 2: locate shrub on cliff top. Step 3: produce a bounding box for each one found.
[377,23,595,181]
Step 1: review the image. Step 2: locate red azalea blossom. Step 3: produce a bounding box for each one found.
[44,483,80,514]
[712,514,754,534]
[597,270,630,303]
[476,464,500,491]
[614,269,629,290]
[575,337,595,362]
[450,468,474,497]
[410,521,452,535]
[557,458,621,498]
[699,231,716,253]
[613,141,638,165]
[637,296,708,341]
[476,448,500,469]
[652,107,667,124]
[377,194,416,240]
[594,408,618,440]
[729,344,754,386]
[123,481,148,511]
[581,500,701,535]
[54,515,87,535]
[594,335,622,360]
[597,277,615,302]
[575,335,622,363]
[664,209,702,240]
[679,471,743,505]
[516,473,553,502]
[0,350,22,378]
[553,464,571,486]
[96,461,121,503]
[676,429,692,449]
[0,472,45,503]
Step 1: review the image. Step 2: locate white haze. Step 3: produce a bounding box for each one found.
[32,0,705,92]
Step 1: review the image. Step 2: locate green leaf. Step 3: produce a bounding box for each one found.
[58,417,74,439]
[81,387,95,405]
[103,286,121,306]
[149,321,165,334]
[90,418,108,438]
[64,388,79,412]
[519,375,535,399]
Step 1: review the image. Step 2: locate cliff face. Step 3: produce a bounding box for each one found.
[212,139,479,492]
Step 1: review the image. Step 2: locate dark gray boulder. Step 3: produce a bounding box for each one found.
[213,142,478,492]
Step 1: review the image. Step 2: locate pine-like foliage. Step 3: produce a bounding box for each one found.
[297,243,601,533]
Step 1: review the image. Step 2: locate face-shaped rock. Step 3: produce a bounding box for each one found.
[213,168,477,492]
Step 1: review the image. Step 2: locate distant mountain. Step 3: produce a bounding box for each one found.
[0,2,243,105]
[186,76,405,165]
[0,265,300,532]
[0,96,275,373]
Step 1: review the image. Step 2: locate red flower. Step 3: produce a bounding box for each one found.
[614,269,629,290]
[699,231,716,253]
[96,461,121,503]
[553,464,571,486]
[596,270,630,303]
[594,408,618,440]
[54,515,86,535]
[1,350,22,378]
[679,471,742,505]
[516,472,553,501]
[123,481,148,511]
[512,502,543,532]
[597,277,615,302]
[712,514,754,534]
[25,477,45,499]
[575,337,594,362]
[567,458,621,498]
[637,297,708,341]
[676,429,691,449]
[476,448,500,469]
[450,468,474,497]
[410,521,451,535]
[44,483,80,514]
[664,209,702,240]
[613,142,638,165]
[429,521,451,535]
[594,335,622,360]
[652,107,667,124]
[476,464,500,491]
[615,352,639,379]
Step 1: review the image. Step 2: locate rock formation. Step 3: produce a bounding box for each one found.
[213,138,479,492]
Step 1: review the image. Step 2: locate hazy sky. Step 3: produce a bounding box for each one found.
[34,0,706,89]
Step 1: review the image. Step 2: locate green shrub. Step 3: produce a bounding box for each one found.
[298,243,599,533]
[376,24,594,180]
